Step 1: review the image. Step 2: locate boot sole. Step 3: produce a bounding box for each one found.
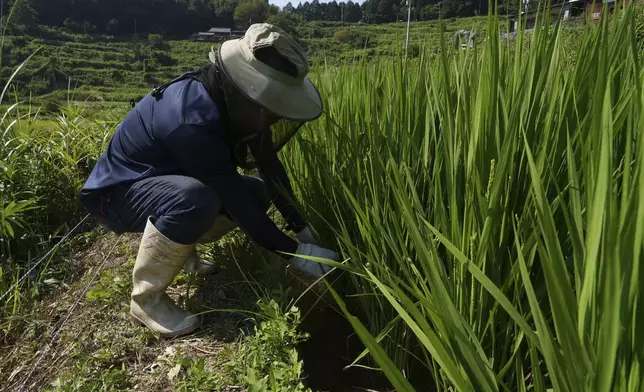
[129,312,199,338]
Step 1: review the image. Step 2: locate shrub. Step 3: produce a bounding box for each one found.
[11,37,26,47]
[267,12,304,39]
[297,24,329,39]
[106,19,120,35]
[25,76,50,95]
[143,72,158,85]
[148,33,164,48]
[226,300,310,392]
[151,50,176,66]
[333,29,351,43]
[0,100,119,337]
[406,42,420,57]
[348,29,373,48]
[42,97,62,113]
[110,69,122,82]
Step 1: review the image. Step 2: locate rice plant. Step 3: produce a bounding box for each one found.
[283,4,644,391]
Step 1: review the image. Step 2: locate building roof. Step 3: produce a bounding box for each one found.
[208,27,231,33]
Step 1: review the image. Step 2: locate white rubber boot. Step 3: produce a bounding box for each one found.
[183,215,238,275]
[183,248,218,275]
[130,218,200,338]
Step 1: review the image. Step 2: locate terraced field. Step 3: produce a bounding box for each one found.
[0,17,492,113]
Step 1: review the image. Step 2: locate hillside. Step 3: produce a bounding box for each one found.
[0,17,491,112]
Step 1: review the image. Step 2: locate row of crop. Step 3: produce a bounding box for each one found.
[282,6,644,391]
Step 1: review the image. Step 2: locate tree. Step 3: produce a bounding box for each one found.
[148,33,164,48]
[310,0,324,20]
[29,0,66,26]
[63,18,77,31]
[45,55,58,90]
[376,0,397,23]
[267,11,303,38]
[234,0,270,27]
[188,0,212,13]
[296,2,315,21]
[82,21,96,34]
[5,0,38,33]
[106,19,119,34]
[283,2,295,13]
[7,0,481,36]
[362,0,378,23]
[213,0,240,20]
[500,0,520,15]
[441,0,476,18]
[326,1,340,21]
[345,1,362,22]
[420,4,439,20]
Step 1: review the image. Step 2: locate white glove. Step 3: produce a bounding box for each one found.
[296,226,317,244]
[291,243,337,277]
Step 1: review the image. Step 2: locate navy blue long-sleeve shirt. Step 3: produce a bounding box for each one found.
[80,77,304,255]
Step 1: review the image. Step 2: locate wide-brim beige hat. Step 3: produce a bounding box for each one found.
[211,23,322,122]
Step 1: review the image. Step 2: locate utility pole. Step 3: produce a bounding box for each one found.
[405,0,411,56]
[341,3,344,23]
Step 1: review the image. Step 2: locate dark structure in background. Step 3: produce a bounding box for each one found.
[189,27,246,42]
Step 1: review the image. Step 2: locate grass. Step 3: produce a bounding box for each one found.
[0,99,119,337]
[1,228,314,391]
[281,3,644,391]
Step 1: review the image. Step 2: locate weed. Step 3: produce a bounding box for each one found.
[85,268,131,303]
[168,350,225,392]
[226,300,311,392]
[47,365,131,392]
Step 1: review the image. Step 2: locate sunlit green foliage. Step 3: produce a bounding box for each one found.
[283,4,644,390]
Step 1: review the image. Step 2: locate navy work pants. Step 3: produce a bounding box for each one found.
[84,175,270,245]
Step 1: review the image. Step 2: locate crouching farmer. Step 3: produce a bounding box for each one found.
[79,24,338,338]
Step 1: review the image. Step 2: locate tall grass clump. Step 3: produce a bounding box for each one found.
[0,101,121,334]
[283,3,644,391]
[0,51,121,335]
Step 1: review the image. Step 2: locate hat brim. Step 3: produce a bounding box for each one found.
[217,40,322,122]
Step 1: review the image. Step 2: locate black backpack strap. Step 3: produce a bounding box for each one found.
[150,70,203,99]
[130,69,207,107]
